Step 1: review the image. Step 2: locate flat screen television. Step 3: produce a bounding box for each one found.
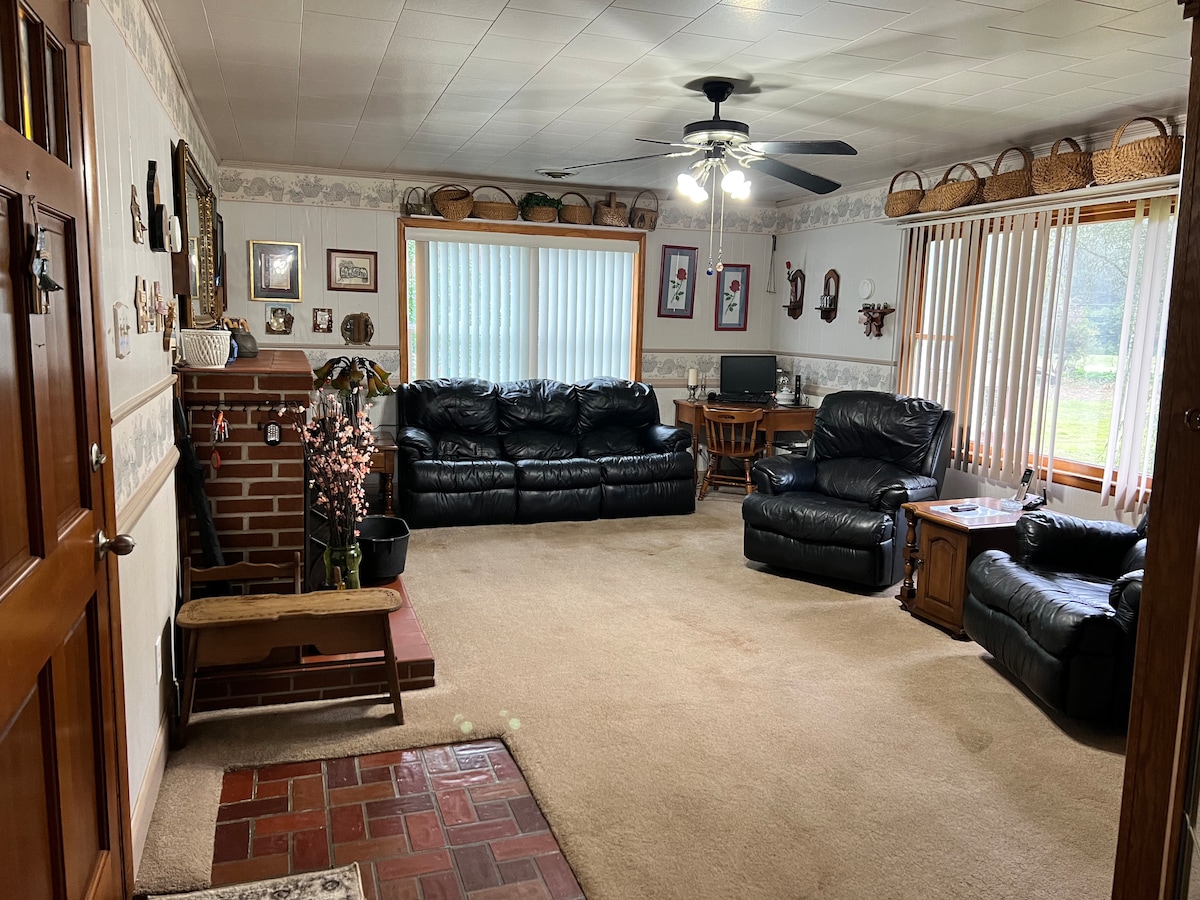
[720,355,776,395]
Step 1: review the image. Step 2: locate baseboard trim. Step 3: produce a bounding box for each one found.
[131,712,170,879]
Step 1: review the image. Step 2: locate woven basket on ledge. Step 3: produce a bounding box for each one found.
[918,163,980,213]
[884,170,924,218]
[430,184,473,221]
[982,147,1034,204]
[1031,138,1093,195]
[559,192,592,225]
[471,185,519,221]
[593,192,627,227]
[1092,116,1183,185]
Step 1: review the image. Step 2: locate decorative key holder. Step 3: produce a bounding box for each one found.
[29,197,64,315]
[818,269,839,323]
[858,304,895,338]
[783,262,804,319]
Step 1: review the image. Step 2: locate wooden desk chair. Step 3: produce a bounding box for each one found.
[699,406,767,500]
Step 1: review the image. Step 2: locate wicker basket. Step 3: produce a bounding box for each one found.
[430,184,473,220]
[180,328,231,368]
[559,192,592,225]
[520,192,559,222]
[1092,116,1183,185]
[885,170,924,217]
[628,190,659,230]
[471,185,519,220]
[1031,138,1093,194]
[403,186,431,216]
[982,147,1034,203]
[918,163,981,213]
[593,192,627,227]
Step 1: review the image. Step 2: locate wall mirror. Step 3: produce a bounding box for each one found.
[172,140,220,327]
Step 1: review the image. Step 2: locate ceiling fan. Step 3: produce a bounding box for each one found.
[552,79,857,196]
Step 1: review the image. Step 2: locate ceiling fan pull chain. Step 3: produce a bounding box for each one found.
[716,190,726,273]
[706,186,717,276]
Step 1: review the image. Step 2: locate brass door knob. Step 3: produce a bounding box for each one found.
[96,530,136,560]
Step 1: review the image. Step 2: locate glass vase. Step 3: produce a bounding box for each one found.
[324,543,362,590]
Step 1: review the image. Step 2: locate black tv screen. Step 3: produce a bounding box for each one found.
[720,355,776,394]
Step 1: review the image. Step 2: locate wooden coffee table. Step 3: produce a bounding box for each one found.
[897,497,1025,638]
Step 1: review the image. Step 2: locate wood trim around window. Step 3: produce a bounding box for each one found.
[396,216,646,384]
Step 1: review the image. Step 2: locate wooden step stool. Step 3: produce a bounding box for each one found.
[177,587,406,741]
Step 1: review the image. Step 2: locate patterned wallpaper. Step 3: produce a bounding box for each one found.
[111,389,175,514]
[776,185,888,233]
[641,351,895,397]
[98,0,218,180]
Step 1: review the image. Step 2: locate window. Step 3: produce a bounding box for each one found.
[898,194,1175,512]
[401,220,644,383]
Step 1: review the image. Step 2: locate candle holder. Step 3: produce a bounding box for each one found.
[687,384,699,401]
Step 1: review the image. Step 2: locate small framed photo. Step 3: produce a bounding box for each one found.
[265,303,294,335]
[715,264,750,331]
[250,240,302,302]
[658,245,697,318]
[327,248,378,292]
[312,307,333,333]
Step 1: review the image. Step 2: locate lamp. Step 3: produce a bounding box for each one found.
[677,148,752,275]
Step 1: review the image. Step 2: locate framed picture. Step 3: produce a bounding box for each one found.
[265,303,294,335]
[312,307,333,333]
[249,240,302,302]
[658,245,697,318]
[715,264,750,331]
[327,248,378,292]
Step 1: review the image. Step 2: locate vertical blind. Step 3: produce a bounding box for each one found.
[412,235,636,383]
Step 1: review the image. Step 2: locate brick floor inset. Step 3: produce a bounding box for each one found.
[211,742,583,900]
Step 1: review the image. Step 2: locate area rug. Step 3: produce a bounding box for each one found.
[136,495,1126,900]
[148,862,362,900]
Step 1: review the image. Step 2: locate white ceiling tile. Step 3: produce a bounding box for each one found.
[740,31,844,61]
[1008,69,1098,95]
[295,122,356,147]
[614,0,720,14]
[206,0,303,22]
[991,0,1132,38]
[431,94,508,116]
[444,78,525,102]
[454,58,543,83]
[1064,48,1176,78]
[560,33,659,63]
[794,2,907,40]
[302,0,404,20]
[970,49,1080,77]
[1093,2,1181,37]
[647,31,753,61]
[1099,68,1188,96]
[488,8,592,42]
[297,95,366,127]
[402,0,508,19]
[361,93,437,124]
[684,6,803,40]
[585,7,692,42]
[719,0,825,12]
[211,16,301,67]
[218,62,298,101]
[381,38,473,67]
[298,62,380,92]
[921,68,1023,95]
[947,85,1048,113]
[300,12,393,64]
[342,143,403,170]
[292,148,351,168]
[229,95,297,123]
[372,62,459,89]
[352,122,417,145]
[392,10,493,43]
[790,52,886,79]
[473,34,565,65]
[508,0,614,15]
[1126,28,1191,60]
[881,51,981,79]
[237,143,296,165]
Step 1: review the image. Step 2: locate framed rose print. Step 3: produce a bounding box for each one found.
[249,240,302,302]
[715,264,750,331]
[658,245,697,318]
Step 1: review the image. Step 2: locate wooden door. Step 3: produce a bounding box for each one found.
[0,2,130,899]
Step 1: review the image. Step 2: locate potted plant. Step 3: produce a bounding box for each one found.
[519,191,562,223]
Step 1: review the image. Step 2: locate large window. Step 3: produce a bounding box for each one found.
[401,220,644,384]
[898,194,1175,513]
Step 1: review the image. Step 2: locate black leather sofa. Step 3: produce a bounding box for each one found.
[742,391,953,588]
[964,511,1146,724]
[394,377,695,528]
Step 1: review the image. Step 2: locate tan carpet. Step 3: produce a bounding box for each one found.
[136,495,1125,899]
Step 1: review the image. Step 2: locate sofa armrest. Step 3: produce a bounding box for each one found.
[644,423,692,453]
[751,456,818,494]
[872,474,940,511]
[396,425,436,463]
[1109,569,1143,634]
[1016,511,1141,579]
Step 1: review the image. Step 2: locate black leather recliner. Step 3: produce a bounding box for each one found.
[964,511,1146,724]
[742,391,953,588]
[395,376,695,528]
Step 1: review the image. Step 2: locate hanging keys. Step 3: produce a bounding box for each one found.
[28,196,63,315]
[210,411,228,473]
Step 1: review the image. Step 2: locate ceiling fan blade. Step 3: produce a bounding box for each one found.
[745,156,841,195]
[563,149,699,171]
[636,137,695,148]
[746,140,857,156]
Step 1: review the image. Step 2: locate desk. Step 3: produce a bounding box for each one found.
[673,399,815,465]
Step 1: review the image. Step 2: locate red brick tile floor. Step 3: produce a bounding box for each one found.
[212,741,584,900]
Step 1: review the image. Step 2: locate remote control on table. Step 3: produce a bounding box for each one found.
[949,504,978,512]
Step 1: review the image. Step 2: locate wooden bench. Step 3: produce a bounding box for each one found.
[177,587,406,740]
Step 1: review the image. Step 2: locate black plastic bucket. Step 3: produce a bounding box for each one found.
[358,515,410,584]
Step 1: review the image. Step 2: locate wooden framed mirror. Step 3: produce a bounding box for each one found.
[172,140,220,327]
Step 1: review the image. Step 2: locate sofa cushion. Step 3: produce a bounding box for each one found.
[406,379,499,434]
[812,391,945,473]
[502,429,577,460]
[404,459,516,492]
[598,451,693,485]
[437,431,503,460]
[742,492,894,549]
[514,459,602,490]
[578,426,643,458]
[498,379,578,432]
[813,458,922,506]
[576,377,659,432]
[966,551,1119,656]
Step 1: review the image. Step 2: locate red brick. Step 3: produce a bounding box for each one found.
[326,757,359,789]
[469,783,529,803]
[405,810,445,852]
[216,462,276,479]
[293,827,331,871]
[366,794,435,818]
[250,480,302,496]
[491,754,522,782]
[217,796,289,822]
[247,513,307,530]
[422,747,458,774]
[436,789,476,827]
[376,850,453,881]
[535,854,582,900]
[293,775,326,811]
[331,805,366,843]
[215,498,276,514]
[252,833,289,857]
[447,819,518,846]
[489,833,560,861]
[360,765,394,785]
[330,782,395,806]
[378,878,420,900]
[359,749,412,767]
[291,669,356,690]
[277,462,304,478]
[277,530,306,546]
[395,762,429,795]
[277,496,305,511]
[420,870,466,900]
[222,532,278,549]
[255,779,290,800]
[432,771,495,791]
[212,821,250,864]
[452,844,500,892]
[204,481,248,497]
[497,859,538,884]
[220,770,254,804]
[332,835,410,866]
[254,810,327,836]
[248,443,299,459]
[258,760,323,781]
[368,816,407,838]
[509,796,549,834]
[210,854,291,886]
[467,883,551,900]
[474,801,511,822]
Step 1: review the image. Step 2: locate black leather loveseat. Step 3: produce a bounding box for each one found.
[964,511,1146,724]
[742,391,953,589]
[394,377,695,528]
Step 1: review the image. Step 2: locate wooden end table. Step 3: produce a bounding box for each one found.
[897,497,1025,638]
[371,432,397,514]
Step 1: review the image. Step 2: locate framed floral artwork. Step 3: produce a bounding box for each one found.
[249,240,302,302]
[715,264,750,331]
[658,245,697,318]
